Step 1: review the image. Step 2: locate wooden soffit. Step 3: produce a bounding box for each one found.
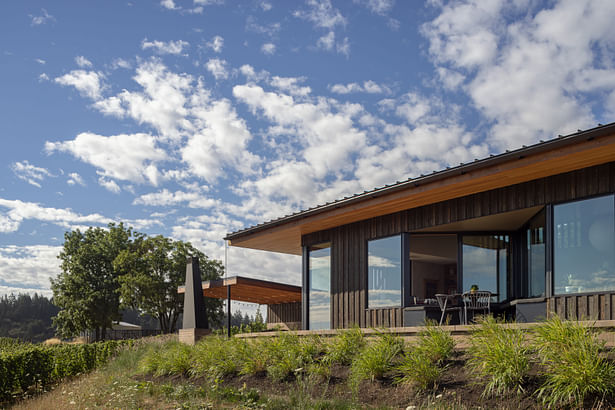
[178,276,301,305]
[227,128,615,255]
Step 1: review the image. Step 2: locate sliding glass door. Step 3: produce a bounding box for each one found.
[462,235,510,302]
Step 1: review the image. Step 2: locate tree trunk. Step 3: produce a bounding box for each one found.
[101,326,106,341]
[95,327,100,342]
[169,311,178,333]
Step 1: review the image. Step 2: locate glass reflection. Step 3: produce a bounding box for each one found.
[526,210,546,297]
[462,235,510,302]
[554,195,615,294]
[368,235,402,308]
[309,243,330,330]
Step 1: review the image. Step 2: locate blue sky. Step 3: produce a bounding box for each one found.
[1,0,615,305]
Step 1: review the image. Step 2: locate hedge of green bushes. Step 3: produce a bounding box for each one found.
[0,339,130,402]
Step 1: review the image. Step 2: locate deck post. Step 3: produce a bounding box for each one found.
[179,257,210,345]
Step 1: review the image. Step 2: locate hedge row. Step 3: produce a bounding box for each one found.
[0,339,130,402]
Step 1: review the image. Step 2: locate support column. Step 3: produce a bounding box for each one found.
[227,284,232,338]
[179,256,211,345]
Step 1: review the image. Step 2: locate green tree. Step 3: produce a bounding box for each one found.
[115,235,224,333]
[50,223,135,341]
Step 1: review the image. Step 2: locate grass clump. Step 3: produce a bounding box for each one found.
[394,322,455,391]
[264,333,323,382]
[323,325,365,366]
[466,316,530,397]
[349,331,403,388]
[191,336,243,380]
[533,316,615,408]
[138,340,194,377]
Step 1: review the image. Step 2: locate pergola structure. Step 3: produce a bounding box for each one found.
[179,269,301,339]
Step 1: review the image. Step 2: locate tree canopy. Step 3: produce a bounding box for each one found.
[115,235,223,333]
[51,223,223,340]
[0,293,59,342]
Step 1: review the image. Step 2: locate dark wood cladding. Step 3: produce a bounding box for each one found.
[267,302,301,324]
[547,293,615,320]
[365,308,403,328]
[303,162,615,329]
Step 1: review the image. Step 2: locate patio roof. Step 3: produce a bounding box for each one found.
[177,276,301,305]
[225,122,615,255]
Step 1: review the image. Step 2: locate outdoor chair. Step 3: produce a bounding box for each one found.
[435,293,463,325]
[462,291,492,324]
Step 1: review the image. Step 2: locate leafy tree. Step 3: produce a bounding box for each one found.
[115,235,224,333]
[50,223,135,341]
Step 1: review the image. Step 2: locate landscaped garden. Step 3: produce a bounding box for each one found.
[4,317,615,409]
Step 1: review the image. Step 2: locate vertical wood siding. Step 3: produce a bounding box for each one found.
[302,163,615,329]
[547,293,615,321]
[267,302,301,324]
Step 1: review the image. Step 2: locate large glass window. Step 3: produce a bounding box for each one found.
[368,235,402,308]
[462,235,510,302]
[526,210,546,297]
[554,195,615,294]
[308,243,330,330]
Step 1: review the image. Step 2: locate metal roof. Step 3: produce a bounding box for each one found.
[225,121,615,241]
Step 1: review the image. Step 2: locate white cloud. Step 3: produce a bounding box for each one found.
[160,0,177,9]
[233,84,366,181]
[270,76,311,96]
[0,198,111,233]
[38,73,49,82]
[422,0,615,149]
[111,58,131,70]
[246,17,281,37]
[98,60,193,140]
[354,0,395,15]
[75,55,93,68]
[205,58,228,80]
[316,31,350,56]
[35,58,46,65]
[194,0,225,4]
[330,80,388,94]
[141,39,190,55]
[55,70,105,100]
[133,188,217,209]
[182,96,260,182]
[317,31,335,50]
[206,35,224,53]
[98,177,121,193]
[67,172,86,186]
[0,245,62,297]
[294,0,347,29]
[261,43,276,55]
[260,1,272,11]
[11,161,53,188]
[45,132,167,185]
[30,8,55,26]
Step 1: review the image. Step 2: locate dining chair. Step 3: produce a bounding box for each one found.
[462,291,492,324]
[435,294,463,326]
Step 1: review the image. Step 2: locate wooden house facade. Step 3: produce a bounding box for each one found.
[226,123,615,330]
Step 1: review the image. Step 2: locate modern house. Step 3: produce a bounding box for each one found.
[224,122,615,330]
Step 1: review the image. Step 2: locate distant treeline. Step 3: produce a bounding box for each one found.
[0,293,59,343]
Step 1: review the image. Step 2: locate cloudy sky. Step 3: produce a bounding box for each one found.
[2,0,615,302]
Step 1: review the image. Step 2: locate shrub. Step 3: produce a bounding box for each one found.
[534,316,615,408]
[466,316,530,397]
[0,340,126,403]
[323,325,365,366]
[394,322,455,391]
[349,331,403,387]
[139,340,194,377]
[238,338,269,376]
